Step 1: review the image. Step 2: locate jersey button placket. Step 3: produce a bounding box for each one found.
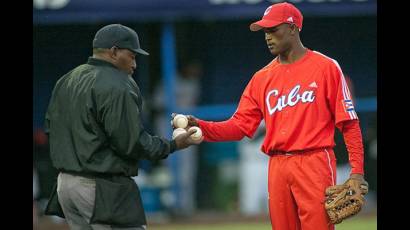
[281,109,288,135]
[279,68,290,136]
[281,78,290,135]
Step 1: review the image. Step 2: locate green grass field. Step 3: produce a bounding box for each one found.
[150,217,376,230]
[37,213,376,230]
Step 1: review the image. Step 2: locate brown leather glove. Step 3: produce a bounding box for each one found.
[324,174,369,224]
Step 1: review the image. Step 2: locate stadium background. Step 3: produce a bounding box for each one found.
[33,0,377,229]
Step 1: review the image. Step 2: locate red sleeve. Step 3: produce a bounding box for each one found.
[196,77,263,142]
[340,120,365,175]
[197,119,245,142]
[325,60,359,129]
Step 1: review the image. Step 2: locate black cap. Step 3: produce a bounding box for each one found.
[92,24,149,56]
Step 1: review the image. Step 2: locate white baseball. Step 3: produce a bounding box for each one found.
[173,114,188,129]
[188,126,202,141]
[172,128,187,139]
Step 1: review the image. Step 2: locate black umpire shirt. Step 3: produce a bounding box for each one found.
[45,57,176,177]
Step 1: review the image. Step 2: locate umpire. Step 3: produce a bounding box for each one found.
[44,24,202,229]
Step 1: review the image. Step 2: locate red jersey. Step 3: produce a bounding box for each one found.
[199,49,358,153]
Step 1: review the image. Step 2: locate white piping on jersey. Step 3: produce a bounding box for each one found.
[313,51,358,120]
[338,68,355,119]
[335,61,357,119]
[337,62,358,120]
[324,149,335,186]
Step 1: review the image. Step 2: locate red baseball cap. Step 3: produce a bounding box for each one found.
[250,2,303,32]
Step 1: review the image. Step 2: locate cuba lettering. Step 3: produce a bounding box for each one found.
[266,85,315,115]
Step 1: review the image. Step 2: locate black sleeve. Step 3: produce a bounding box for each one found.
[100,88,173,161]
[44,80,59,136]
[169,140,177,153]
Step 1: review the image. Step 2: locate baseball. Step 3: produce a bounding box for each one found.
[188,126,202,141]
[172,128,187,139]
[173,114,188,129]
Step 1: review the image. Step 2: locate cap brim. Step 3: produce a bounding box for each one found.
[132,48,149,56]
[249,19,284,31]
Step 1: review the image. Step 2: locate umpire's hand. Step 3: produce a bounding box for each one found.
[173,128,203,150]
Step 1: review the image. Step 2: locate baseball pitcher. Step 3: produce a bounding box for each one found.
[183,2,368,230]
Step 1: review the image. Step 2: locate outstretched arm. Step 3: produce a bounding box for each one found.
[177,74,263,143]
[191,117,247,142]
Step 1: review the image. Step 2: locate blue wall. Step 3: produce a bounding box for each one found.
[33,16,376,128]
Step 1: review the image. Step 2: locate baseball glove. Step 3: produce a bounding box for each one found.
[324,177,369,224]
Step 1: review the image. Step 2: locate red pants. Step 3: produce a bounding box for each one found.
[268,148,337,230]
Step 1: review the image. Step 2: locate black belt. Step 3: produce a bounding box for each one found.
[60,170,126,179]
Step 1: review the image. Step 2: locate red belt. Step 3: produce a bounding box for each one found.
[268,148,327,156]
